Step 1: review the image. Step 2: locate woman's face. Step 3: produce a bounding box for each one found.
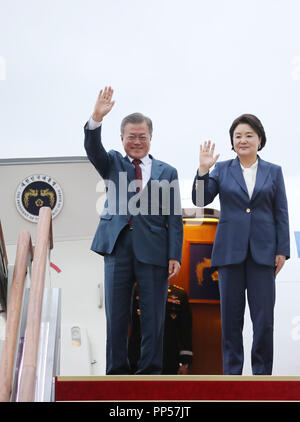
[233,123,261,159]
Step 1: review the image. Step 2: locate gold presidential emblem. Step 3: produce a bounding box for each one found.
[196,258,219,285]
[15,175,63,223]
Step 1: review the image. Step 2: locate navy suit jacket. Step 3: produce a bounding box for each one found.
[192,156,290,267]
[84,124,183,267]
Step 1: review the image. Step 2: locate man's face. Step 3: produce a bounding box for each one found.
[121,121,151,159]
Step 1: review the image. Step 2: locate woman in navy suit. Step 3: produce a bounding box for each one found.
[192,114,290,375]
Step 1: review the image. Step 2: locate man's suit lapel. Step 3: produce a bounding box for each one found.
[251,156,271,202]
[149,155,164,182]
[123,154,164,188]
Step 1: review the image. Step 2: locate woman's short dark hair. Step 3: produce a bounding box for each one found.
[229,114,266,151]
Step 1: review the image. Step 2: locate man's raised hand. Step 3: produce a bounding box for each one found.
[92,86,115,122]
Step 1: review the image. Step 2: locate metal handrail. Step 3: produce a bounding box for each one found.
[0,220,8,270]
[0,220,8,313]
[17,207,53,402]
[0,230,33,402]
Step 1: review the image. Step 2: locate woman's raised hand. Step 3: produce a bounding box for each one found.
[199,140,220,175]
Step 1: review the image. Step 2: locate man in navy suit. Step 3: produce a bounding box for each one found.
[192,114,290,375]
[84,87,183,374]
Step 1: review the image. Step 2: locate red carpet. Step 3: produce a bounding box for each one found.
[55,375,300,402]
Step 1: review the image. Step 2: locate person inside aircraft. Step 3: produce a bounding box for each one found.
[128,283,193,375]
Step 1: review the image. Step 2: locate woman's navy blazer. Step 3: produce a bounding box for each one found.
[192,156,290,267]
